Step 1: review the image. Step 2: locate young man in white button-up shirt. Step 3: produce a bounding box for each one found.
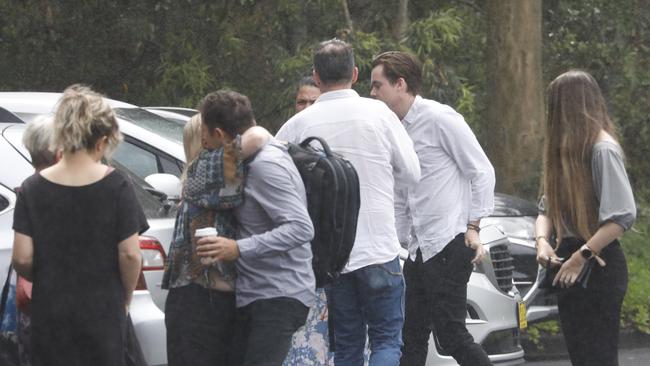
[370,51,496,366]
[277,39,420,366]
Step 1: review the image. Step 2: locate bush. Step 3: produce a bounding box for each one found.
[620,203,650,334]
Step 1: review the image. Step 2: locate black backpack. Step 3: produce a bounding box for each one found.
[287,137,361,287]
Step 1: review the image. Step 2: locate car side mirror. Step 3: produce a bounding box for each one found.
[144,173,181,201]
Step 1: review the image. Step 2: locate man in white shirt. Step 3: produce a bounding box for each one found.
[276,39,420,366]
[370,51,495,366]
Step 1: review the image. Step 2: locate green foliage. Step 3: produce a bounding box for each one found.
[525,320,562,350]
[620,205,650,334]
[0,0,649,202]
[543,0,650,202]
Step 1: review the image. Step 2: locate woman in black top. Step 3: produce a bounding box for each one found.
[12,85,148,366]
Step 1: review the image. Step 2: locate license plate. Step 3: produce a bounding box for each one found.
[517,301,527,330]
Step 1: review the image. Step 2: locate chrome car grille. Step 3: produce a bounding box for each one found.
[489,244,515,292]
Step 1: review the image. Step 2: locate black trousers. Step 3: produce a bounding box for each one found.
[555,239,628,366]
[229,297,309,366]
[400,234,492,366]
[164,284,236,366]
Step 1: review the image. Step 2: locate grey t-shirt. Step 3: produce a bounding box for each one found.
[234,139,316,308]
[538,140,636,235]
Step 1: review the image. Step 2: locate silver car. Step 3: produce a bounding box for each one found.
[481,194,558,324]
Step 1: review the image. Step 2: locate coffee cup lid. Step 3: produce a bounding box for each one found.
[195,227,218,237]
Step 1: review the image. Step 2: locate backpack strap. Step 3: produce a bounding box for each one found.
[0,265,13,320]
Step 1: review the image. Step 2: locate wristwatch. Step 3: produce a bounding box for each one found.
[580,244,594,260]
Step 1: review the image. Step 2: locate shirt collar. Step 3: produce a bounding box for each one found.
[316,89,360,103]
[402,95,422,126]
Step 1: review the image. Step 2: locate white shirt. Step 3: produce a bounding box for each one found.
[396,96,495,262]
[276,89,420,272]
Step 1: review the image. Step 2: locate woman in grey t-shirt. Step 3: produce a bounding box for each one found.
[534,70,636,366]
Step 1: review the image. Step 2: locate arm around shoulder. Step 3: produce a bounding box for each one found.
[238,158,314,258]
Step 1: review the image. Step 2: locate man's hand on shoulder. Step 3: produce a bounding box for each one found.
[196,236,241,261]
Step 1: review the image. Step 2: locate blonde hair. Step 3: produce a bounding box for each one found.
[184,114,203,163]
[53,84,121,156]
[543,70,618,243]
[181,113,203,183]
[23,115,57,169]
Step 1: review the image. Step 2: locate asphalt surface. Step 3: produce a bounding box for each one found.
[525,347,650,365]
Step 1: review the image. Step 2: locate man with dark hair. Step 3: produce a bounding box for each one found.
[197,90,316,366]
[277,39,420,366]
[295,76,320,112]
[200,90,256,137]
[371,51,495,366]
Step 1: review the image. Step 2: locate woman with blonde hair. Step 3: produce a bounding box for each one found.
[12,85,148,366]
[535,70,636,366]
[182,113,203,174]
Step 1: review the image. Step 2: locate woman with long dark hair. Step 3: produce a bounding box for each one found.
[535,70,636,366]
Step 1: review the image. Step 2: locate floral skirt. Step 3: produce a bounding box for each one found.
[283,288,370,365]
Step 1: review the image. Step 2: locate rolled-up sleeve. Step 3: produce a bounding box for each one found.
[592,143,636,230]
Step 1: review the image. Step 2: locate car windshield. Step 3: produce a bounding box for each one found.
[492,194,538,217]
[114,108,184,144]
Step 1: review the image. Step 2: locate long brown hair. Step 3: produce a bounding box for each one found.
[543,70,617,242]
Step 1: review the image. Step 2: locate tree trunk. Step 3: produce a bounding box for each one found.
[485,0,544,199]
[340,0,354,33]
[392,0,409,43]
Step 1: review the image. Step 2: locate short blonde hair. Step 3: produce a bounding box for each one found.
[23,115,57,169]
[53,84,121,156]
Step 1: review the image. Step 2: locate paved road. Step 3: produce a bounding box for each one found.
[526,347,650,365]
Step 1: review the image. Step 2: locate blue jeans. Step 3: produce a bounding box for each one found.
[328,256,404,366]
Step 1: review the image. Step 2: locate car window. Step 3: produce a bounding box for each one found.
[160,155,182,176]
[0,107,25,123]
[492,194,538,217]
[126,170,175,219]
[115,108,184,144]
[108,160,176,219]
[0,194,8,212]
[112,140,159,178]
[14,112,37,123]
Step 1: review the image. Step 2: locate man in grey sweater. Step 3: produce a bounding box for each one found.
[196,90,316,366]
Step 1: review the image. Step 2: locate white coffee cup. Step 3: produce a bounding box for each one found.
[195,227,219,265]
